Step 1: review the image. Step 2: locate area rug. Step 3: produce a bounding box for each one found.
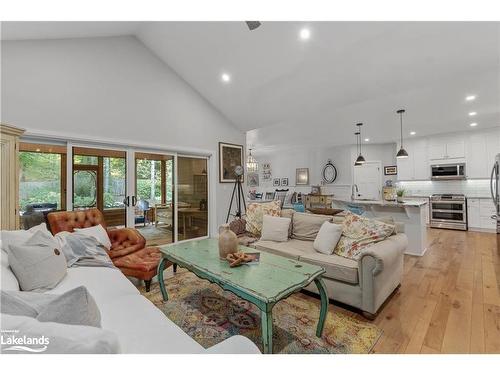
[139,271,382,354]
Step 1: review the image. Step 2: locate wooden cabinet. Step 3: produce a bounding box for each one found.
[0,124,25,230]
[304,194,334,209]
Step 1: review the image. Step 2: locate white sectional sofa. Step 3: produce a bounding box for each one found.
[1,246,260,354]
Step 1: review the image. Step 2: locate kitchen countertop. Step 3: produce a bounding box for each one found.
[333,198,428,207]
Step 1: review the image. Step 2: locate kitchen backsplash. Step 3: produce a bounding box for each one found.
[398,179,491,198]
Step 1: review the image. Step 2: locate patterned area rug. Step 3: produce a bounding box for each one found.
[139,271,382,354]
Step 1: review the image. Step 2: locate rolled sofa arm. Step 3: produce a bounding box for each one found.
[107,228,146,259]
[357,233,408,315]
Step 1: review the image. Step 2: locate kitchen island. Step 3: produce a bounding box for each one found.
[332,198,429,256]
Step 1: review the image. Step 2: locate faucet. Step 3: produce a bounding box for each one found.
[351,184,359,200]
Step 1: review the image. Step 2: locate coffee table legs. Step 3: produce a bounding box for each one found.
[157,257,169,301]
[314,277,329,338]
[260,307,274,354]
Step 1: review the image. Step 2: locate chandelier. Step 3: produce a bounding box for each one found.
[246,148,258,173]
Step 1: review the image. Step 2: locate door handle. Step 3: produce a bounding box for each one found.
[124,196,130,207]
[132,196,137,206]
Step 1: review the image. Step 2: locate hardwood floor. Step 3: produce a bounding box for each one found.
[340,228,499,353]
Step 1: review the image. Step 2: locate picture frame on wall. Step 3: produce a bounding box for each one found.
[296,168,309,185]
[219,142,244,183]
[384,165,398,175]
[273,178,281,187]
[281,177,289,186]
[247,172,259,187]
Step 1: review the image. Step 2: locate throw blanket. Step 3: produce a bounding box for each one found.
[55,232,115,269]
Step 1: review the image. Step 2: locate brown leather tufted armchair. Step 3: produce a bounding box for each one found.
[47,208,146,255]
[46,208,165,291]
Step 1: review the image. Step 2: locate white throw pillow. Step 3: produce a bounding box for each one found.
[8,231,67,292]
[0,223,50,253]
[313,221,343,255]
[1,249,20,291]
[74,225,111,250]
[1,313,120,354]
[260,215,291,242]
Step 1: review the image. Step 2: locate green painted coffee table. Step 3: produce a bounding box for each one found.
[157,238,329,354]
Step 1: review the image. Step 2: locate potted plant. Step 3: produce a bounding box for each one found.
[396,188,405,203]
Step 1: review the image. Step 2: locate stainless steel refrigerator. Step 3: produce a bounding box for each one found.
[491,153,499,234]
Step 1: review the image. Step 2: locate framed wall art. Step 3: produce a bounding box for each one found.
[384,165,398,175]
[219,142,244,183]
[296,168,309,185]
[247,172,259,187]
[273,178,281,187]
[281,177,289,186]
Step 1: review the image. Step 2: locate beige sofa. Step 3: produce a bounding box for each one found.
[251,212,408,318]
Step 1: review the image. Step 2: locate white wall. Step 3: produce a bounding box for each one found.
[1,36,245,232]
[252,143,397,199]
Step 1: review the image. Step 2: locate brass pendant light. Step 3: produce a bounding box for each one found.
[396,109,409,158]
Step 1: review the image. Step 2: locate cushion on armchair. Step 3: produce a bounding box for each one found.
[107,228,146,259]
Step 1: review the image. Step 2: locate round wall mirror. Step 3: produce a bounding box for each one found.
[322,160,338,184]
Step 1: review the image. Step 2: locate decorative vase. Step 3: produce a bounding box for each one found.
[397,196,404,203]
[218,224,238,259]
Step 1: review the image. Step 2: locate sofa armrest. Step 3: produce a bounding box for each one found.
[358,234,408,278]
[107,228,146,259]
[357,233,407,314]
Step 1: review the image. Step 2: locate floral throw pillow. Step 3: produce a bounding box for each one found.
[245,201,281,236]
[334,212,395,260]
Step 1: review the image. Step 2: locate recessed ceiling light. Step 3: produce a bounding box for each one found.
[468,111,477,116]
[221,73,231,83]
[470,122,478,127]
[364,138,370,142]
[410,131,416,135]
[299,28,311,40]
[465,95,476,101]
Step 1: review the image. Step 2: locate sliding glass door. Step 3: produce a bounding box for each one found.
[133,152,174,245]
[18,141,211,244]
[72,147,127,227]
[177,156,208,241]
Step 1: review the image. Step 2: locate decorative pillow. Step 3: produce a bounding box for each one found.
[280,209,294,238]
[0,223,51,253]
[245,201,281,236]
[1,249,20,291]
[74,224,111,250]
[291,212,332,241]
[1,313,120,354]
[334,212,396,260]
[8,231,67,292]
[1,286,101,328]
[313,222,343,255]
[229,218,247,235]
[260,215,291,242]
[55,231,115,268]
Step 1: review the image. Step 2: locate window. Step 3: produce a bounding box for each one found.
[18,143,66,229]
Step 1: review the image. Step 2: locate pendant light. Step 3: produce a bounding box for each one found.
[354,131,362,166]
[396,109,409,158]
[355,123,366,165]
[246,148,258,173]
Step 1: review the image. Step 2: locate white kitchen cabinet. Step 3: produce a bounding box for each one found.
[429,135,465,161]
[465,128,500,178]
[467,199,480,228]
[468,198,496,231]
[396,139,428,180]
[466,134,488,178]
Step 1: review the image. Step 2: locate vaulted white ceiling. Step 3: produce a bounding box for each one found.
[2,21,499,149]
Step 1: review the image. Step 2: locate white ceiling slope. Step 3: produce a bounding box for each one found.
[2,21,500,148]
